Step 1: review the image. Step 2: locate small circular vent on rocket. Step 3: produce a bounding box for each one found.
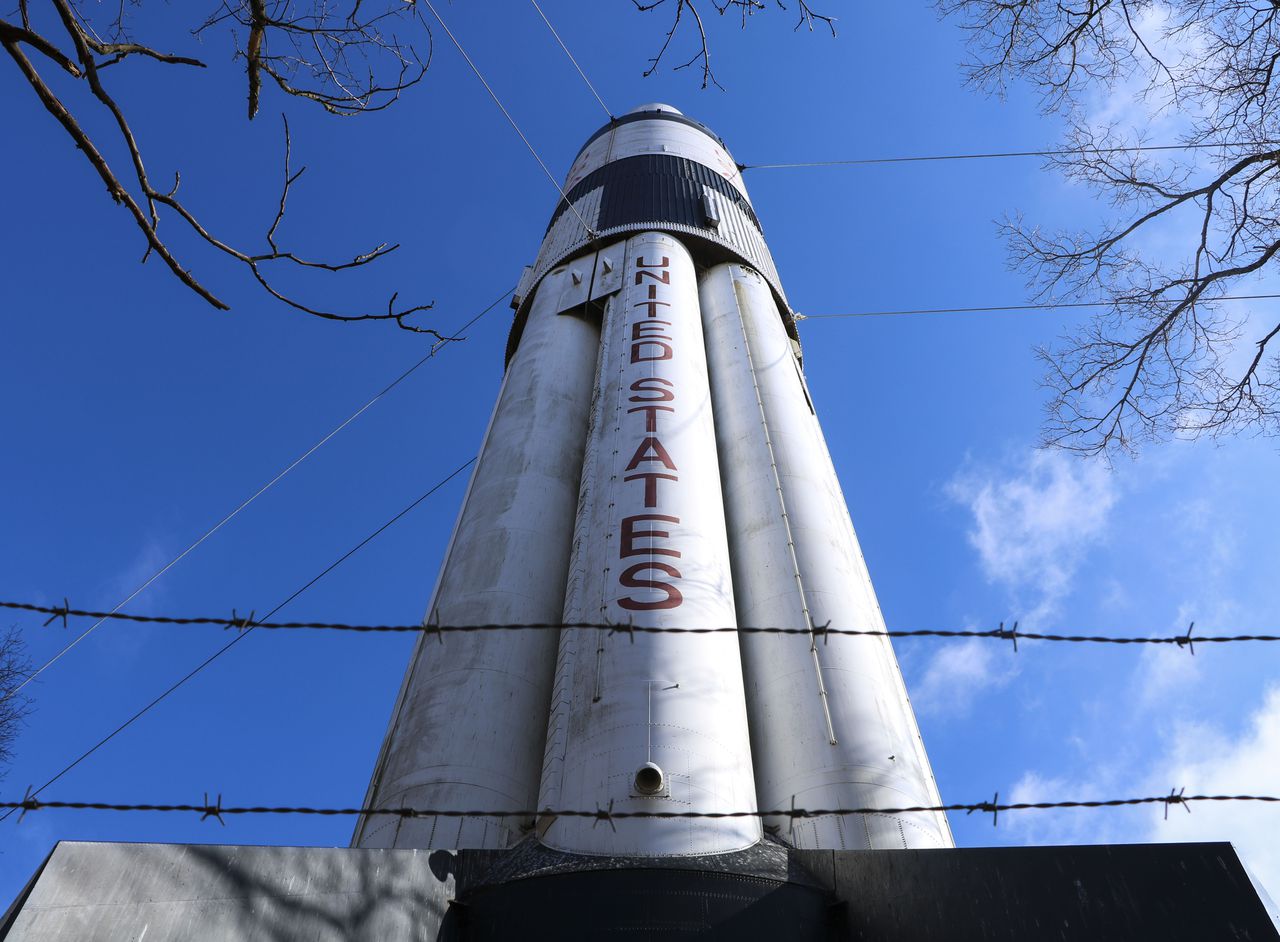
[633,762,665,795]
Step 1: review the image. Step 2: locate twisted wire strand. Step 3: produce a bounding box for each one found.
[7,286,511,698]
[4,793,1276,821]
[4,601,1274,646]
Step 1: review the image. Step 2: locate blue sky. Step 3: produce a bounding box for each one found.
[2,0,1278,911]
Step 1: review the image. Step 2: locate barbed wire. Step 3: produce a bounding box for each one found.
[5,601,1275,649]
[3,790,1276,827]
[0,457,477,823]
[7,285,512,700]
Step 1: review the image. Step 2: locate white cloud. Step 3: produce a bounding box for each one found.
[1135,643,1202,708]
[1002,685,1280,918]
[90,537,174,667]
[914,637,1017,718]
[947,450,1118,625]
[98,537,173,613]
[1145,686,1280,912]
[1005,770,1127,847]
[1083,3,1202,133]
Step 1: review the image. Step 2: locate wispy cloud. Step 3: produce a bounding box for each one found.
[913,637,1017,718]
[946,450,1118,626]
[1083,3,1198,132]
[1002,685,1280,912]
[1005,770,1129,847]
[1145,686,1280,912]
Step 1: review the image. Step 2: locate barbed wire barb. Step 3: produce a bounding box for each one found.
[1164,787,1190,821]
[42,598,70,629]
[6,598,1280,647]
[1178,622,1197,655]
[1,792,1278,820]
[593,800,617,833]
[201,792,225,826]
[17,786,38,824]
[607,621,637,645]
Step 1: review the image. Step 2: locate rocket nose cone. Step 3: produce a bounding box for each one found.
[627,102,684,116]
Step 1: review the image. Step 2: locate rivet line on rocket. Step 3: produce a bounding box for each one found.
[731,269,837,745]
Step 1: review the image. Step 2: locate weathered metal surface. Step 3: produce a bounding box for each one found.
[537,233,759,855]
[506,104,797,366]
[1,842,453,941]
[353,261,604,850]
[699,262,952,850]
[7,840,1272,940]
[804,842,1280,941]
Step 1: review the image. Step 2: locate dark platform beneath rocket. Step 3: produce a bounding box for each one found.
[3,838,1276,940]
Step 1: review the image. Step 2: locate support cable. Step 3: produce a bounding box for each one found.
[529,0,612,120]
[731,284,836,744]
[740,140,1280,171]
[0,457,476,822]
[422,0,596,236]
[800,293,1280,320]
[9,287,510,698]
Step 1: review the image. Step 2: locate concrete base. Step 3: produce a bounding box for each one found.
[3,839,1276,940]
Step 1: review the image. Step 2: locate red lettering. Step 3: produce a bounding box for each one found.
[635,269,670,285]
[626,436,677,471]
[624,473,679,508]
[636,256,670,269]
[632,320,672,341]
[629,377,675,402]
[618,563,684,611]
[627,404,674,432]
[631,340,673,363]
[620,514,681,558]
[632,300,670,318]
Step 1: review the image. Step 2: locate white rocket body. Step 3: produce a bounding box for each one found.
[355,105,952,854]
[538,232,760,855]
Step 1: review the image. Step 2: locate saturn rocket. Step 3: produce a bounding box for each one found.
[353,104,953,856]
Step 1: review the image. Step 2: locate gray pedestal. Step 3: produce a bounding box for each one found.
[3,839,1275,940]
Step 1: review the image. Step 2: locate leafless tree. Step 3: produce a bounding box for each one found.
[632,0,835,90]
[2,0,441,334]
[0,629,32,777]
[4,1,838,330]
[940,1,1280,455]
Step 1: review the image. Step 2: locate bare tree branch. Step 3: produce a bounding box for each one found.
[631,0,835,89]
[0,628,32,777]
[941,0,1280,454]
[195,0,431,118]
[4,0,438,333]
